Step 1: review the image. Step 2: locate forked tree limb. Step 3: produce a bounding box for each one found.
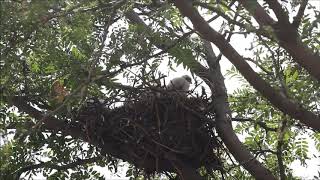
[237,0,320,81]
[202,40,277,180]
[292,0,309,28]
[264,0,290,24]
[125,9,276,179]
[173,0,320,131]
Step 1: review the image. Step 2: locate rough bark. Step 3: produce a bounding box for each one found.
[238,0,320,81]
[202,40,277,180]
[173,0,320,131]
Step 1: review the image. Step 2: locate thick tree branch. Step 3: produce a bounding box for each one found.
[194,3,274,40]
[237,0,320,81]
[202,40,276,180]
[237,0,275,26]
[173,0,320,131]
[264,0,290,24]
[292,0,308,28]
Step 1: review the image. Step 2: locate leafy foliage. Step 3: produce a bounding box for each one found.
[0,0,319,179]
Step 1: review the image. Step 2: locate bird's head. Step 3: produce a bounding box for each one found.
[182,75,192,84]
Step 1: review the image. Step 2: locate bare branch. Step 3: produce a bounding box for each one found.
[243,57,273,76]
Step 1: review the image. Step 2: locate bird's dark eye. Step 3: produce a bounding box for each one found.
[186,77,192,83]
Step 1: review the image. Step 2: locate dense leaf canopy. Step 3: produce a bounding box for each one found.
[1,0,319,179]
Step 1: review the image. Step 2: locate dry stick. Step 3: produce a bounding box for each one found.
[243,57,273,75]
[131,121,187,154]
[194,1,274,40]
[194,2,246,28]
[257,36,287,91]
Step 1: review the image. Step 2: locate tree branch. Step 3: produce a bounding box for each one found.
[292,0,308,28]
[276,118,287,180]
[201,40,276,180]
[9,96,84,139]
[14,157,101,179]
[193,2,246,28]
[237,0,275,26]
[264,0,290,24]
[7,96,140,176]
[173,0,320,131]
[125,9,209,76]
[232,118,277,132]
[237,0,320,81]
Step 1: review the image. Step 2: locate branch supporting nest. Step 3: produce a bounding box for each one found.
[76,92,222,174]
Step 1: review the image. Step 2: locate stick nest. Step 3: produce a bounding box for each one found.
[76,91,221,173]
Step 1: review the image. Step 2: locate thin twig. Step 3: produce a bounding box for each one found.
[13,157,101,179]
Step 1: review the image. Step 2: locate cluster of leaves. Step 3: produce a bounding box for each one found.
[1,0,319,179]
[1,1,123,179]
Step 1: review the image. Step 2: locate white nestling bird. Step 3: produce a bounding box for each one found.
[166,75,192,92]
